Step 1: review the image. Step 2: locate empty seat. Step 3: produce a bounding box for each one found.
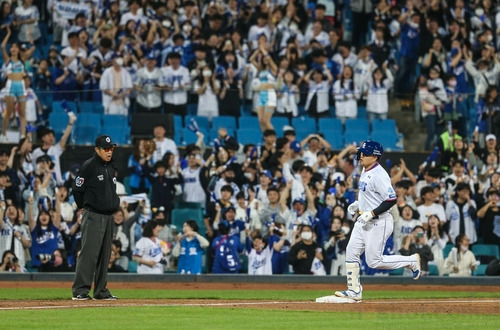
[238,116,259,129]
[322,130,344,150]
[343,130,370,147]
[237,128,262,145]
[101,125,130,145]
[371,119,397,133]
[370,131,402,151]
[102,114,128,128]
[52,101,77,114]
[271,117,290,133]
[77,113,102,127]
[472,244,500,261]
[318,118,343,134]
[173,115,183,128]
[345,118,369,133]
[473,264,487,276]
[212,116,237,130]
[48,113,71,133]
[292,116,317,132]
[75,126,100,145]
[357,105,367,119]
[79,101,104,114]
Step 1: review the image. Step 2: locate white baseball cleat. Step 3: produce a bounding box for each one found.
[316,295,361,303]
[334,289,362,301]
[412,253,422,280]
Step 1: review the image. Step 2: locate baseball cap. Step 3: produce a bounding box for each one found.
[95,135,117,148]
[290,140,301,153]
[292,198,305,205]
[486,134,496,141]
[283,125,295,135]
[260,170,273,179]
[146,52,156,60]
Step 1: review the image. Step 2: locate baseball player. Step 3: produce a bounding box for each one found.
[333,141,421,301]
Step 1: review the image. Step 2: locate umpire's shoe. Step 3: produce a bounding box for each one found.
[94,294,118,300]
[72,294,91,301]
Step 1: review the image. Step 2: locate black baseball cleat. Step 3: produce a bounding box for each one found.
[72,294,91,301]
[94,295,118,300]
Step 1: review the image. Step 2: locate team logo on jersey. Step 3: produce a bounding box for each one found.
[113,177,117,184]
[359,181,367,191]
[75,176,84,187]
[97,175,104,181]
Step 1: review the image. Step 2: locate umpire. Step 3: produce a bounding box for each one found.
[72,135,120,300]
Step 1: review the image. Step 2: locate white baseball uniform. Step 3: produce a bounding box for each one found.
[347,162,419,271]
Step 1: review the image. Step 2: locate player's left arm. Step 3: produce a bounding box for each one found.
[371,178,397,217]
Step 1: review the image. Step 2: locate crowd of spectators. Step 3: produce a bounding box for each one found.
[1,0,500,276]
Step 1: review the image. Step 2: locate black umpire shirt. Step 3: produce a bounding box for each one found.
[73,154,120,215]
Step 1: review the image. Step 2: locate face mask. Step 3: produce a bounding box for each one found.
[202,70,212,77]
[460,244,468,252]
[244,172,253,180]
[177,8,185,16]
[115,58,123,67]
[341,226,350,235]
[448,80,457,87]
[182,24,192,33]
[289,23,298,34]
[487,35,493,42]
[162,20,172,29]
[409,21,419,29]
[301,231,312,241]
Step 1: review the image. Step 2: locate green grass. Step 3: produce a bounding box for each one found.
[0,307,499,329]
[1,288,499,329]
[1,288,499,300]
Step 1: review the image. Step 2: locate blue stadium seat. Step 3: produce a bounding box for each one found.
[101,125,130,145]
[128,260,138,273]
[473,264,487,276]
[79,101,104,114]
[173,115,183,128]
[318,118,343,134]
[370,131,402,151]
[294,128,312,141]
[171,208,206,236]
[102,114,128,128]
[271,117,290,133]
[343,130,370,147]
[212,116,237,130]
[371,119,397,133]
[78,113,102,127]
[357,105,367,119]
[75,126,100,145]
[292,116,317,132]
[443,243,454,259]
[345,118,369,133]
[173,128,182,145]
[472,244,500,261]
[322,130,344,150]
[185,115,210,131]
[237,128,262,145]
[48,113,71,133]
[428,264,439,276]
[238,116,259,129]
[182,127,206,146]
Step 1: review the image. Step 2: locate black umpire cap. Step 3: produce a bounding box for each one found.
[95,135,117,148]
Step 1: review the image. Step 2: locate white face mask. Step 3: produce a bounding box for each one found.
[244,172,253,180]
[115,58,123,67]
[202,70,212,77]
[162,20,172,29]
[341,226,350,235]
[460,244,468,252]
[183,24,192,33]
[448,80,457,87]
[301,231,313,241]
[487,35,493,42]
[409,21,419,29]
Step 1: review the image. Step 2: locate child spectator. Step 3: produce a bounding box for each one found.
[172,220,209,275]
[245,233,274,275]
[399,226,434,277]
[132,220,170,274]
[444,234,478,276]
[235,191,261,239]
[211,220,243,274]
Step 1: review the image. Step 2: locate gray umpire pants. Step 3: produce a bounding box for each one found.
[72,209,114,298]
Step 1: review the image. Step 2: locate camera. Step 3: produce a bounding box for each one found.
[416,232,424,238]
[36,254,52,262]
[331,229,343,237]
[8,256,18,263]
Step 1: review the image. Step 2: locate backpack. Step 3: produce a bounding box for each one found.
[214,236,240,273]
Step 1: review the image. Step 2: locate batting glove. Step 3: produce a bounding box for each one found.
[347,201,359,215]
[359,211,374,222]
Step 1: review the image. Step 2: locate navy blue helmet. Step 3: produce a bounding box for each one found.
[356,140,383,160]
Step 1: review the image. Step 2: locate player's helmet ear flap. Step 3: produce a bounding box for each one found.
[356,140,384,160]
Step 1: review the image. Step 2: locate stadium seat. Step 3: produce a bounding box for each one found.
[128,260,138,273]
[428,264,439,276]
[357,105,367,119]
[75,125,101,145]
[370,131,402,151]
[472,244,500,263]
[318,118,343,134]
[473,264,487,276]
[291,116,317,132]
[171,208,205,236]
[239,254,248,274]
[271,117,290,133]
[102,125,130,145]
[371,119,397,133]
[173,115,183,128]
[102,114,128,128]
[79,101,104,114]
[237,128,262,145]
[185,115,210,131]
[238,116,259,129]
[322,130,344,150]
[343,130,370,147]
[78,113,102,127]
[174,201,202,209]
[389,268,403,275]
[443,243,454,259]
[48,113,71,133]
[294,128,311,141]
[212,116,237,130]
[345,118,369,133]
[182,127,206,146]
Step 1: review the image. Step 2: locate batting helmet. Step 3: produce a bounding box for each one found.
[356,140,384,160]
